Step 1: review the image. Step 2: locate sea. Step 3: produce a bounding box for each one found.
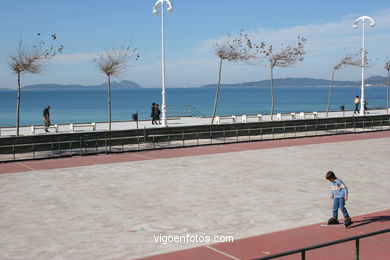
[0,86,388,127]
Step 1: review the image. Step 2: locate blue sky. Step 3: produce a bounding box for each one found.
[0,0,389,89]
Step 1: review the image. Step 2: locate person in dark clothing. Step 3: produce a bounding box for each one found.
[151,103,156,125]
[43,106,51,132]
[155,104,161,125]
[364,100,369,114]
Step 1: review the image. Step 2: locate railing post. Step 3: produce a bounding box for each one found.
[260,126,263,141]
[105,135,108,154]
[137,134,140,150]
[58,138,61,157]
[301,250,306,260]
[355,238,360,260]
[182,132,185,147]
[272,126,275,139]
[305,123,308,137]
[80,137,83,156]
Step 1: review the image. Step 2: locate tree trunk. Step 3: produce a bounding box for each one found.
[108,76,112,131]
[211,58,223,124]
[326,69,336,118]
[270,65,275,120]
[16,73,21,136]
[387,70,389,114]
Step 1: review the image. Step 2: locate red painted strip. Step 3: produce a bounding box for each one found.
[138,210,390,260]
[1,131,390,175]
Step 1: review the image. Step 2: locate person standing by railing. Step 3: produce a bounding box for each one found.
[354,96,360,114]
[151,103,157,125]
[155,104,161,125]
[43,106,51,132]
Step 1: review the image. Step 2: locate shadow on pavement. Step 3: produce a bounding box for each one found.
[349,215,390,229]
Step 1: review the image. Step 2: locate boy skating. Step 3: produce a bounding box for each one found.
[325,171,352,228]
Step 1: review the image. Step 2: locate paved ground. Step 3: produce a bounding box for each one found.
[0,131,389,259]
[140,210,390,260]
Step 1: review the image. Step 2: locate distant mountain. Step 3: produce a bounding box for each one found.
[23,80,142,90]
[201,76,388,88]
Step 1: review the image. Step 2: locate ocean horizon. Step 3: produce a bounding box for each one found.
[0,86,388,127]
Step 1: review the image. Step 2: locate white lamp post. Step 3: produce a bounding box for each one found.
[353,16,375,116]
[153,0,173,127]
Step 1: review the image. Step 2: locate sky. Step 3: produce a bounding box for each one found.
[0,0,389,89]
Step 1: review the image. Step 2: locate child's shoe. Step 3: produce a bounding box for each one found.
[327,217,339,225]
[344,217,353,228]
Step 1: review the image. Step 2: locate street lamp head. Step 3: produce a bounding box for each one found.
[153,0,173,14]
[352,22,358,30]
[353,16,376,29]
[166,0,173,12]
[153,4,159,15]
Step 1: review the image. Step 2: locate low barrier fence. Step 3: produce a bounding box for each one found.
[0,115,389,162]
[253,228,390,260]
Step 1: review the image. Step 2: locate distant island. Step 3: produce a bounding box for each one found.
[0,76,388,90]
[201,76,388,88]
[22,80,142,90]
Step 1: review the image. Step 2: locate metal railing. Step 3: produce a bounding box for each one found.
[253,228,390,260]
[168,105,206,117]
[0,116,389,162]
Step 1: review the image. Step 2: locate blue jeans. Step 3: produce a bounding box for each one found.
[332,197,349,218]
[354,104,359,113]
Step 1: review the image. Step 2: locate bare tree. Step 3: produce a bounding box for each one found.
[265,37,306,120]
[9,33,63,136]
[94,45,139,130]
[211,32,258,124]
[385,59,390,114]
[326,54,360,117]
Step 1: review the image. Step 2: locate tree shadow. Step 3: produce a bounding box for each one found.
[349,216,390,229]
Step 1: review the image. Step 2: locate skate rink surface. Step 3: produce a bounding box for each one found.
[1,131,389,259]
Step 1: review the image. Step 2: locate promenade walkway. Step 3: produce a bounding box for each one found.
[0,131,389,259]
[0,109,388,137]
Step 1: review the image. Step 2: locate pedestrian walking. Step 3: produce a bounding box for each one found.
[364,99,369,114]
[43,106,51,132]
[353,96,360,114]
[155,104,161,125]
[151,103,156,125]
